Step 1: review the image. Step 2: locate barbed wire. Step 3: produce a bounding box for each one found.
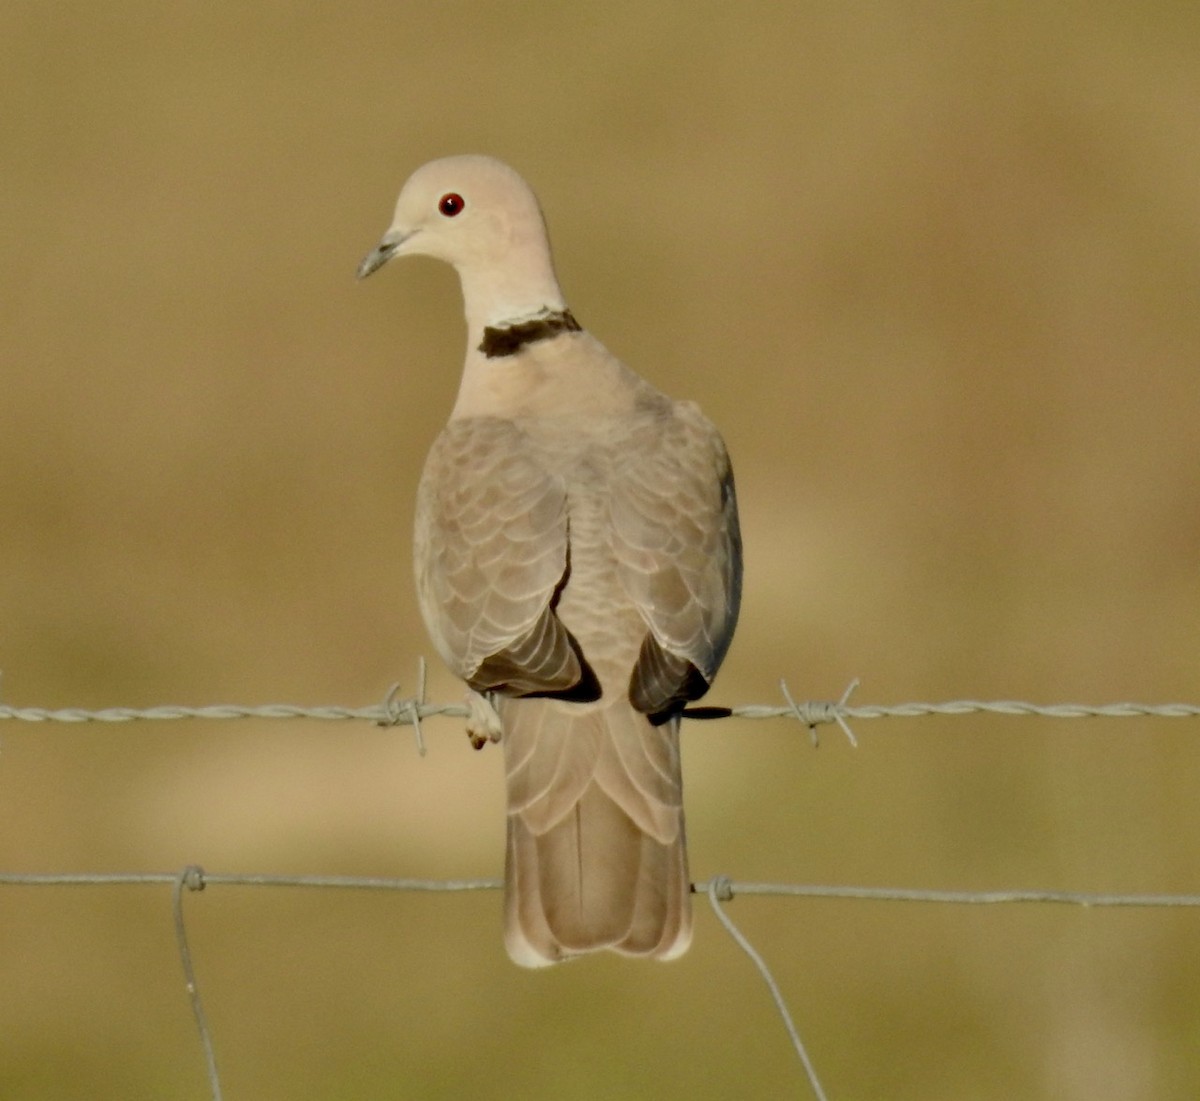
[3,669,1199,752]
[4,673,1200,1099]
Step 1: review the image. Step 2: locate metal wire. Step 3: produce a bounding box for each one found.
[4,676,1199,1099]
[3,678,1198,733]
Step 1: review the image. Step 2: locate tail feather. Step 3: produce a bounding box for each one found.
[505,706,599,828]
[594,706,682,841]
[499,696,691,967]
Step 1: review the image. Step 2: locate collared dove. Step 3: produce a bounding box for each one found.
[357,155,741,966]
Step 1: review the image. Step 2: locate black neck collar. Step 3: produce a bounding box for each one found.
[479,309,582,358]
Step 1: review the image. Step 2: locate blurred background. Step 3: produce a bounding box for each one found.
[2,3,1199,1098]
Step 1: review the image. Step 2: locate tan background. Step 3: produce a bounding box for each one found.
[2,4,1199,1099]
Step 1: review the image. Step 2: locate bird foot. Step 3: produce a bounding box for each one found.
[465,690,503,750]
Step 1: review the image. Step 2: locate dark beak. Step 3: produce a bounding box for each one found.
[356,228,413,280]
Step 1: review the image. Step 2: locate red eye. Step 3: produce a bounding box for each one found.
[438,192,465,217]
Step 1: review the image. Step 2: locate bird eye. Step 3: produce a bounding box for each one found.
[438,193,465,217]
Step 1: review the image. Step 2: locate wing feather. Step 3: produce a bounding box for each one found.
[415,416,593,698]
[609,401,742,717]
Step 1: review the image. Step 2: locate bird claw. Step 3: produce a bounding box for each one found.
[465,690,503,750]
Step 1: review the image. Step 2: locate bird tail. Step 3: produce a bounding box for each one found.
[499,695,691,967]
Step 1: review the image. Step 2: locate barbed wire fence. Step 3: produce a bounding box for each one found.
[3,669,1200,1101]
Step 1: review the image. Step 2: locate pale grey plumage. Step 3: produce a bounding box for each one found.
[358,155,741,966]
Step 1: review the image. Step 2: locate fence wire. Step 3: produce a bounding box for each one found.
[4,670,1200,746]
[3,676,1199,1100]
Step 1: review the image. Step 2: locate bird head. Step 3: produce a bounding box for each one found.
[357,155,567,333]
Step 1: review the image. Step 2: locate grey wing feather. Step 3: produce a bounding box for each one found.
[609,401,742,716]
[415,417,586,696]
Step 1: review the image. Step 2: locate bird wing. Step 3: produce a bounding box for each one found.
[414,415,587,698]
[608,400,742,718]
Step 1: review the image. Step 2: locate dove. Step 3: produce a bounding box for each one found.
[357,155,741,966]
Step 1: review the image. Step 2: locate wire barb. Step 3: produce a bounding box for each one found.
[378,658,430,756]
[779,678,860,748]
